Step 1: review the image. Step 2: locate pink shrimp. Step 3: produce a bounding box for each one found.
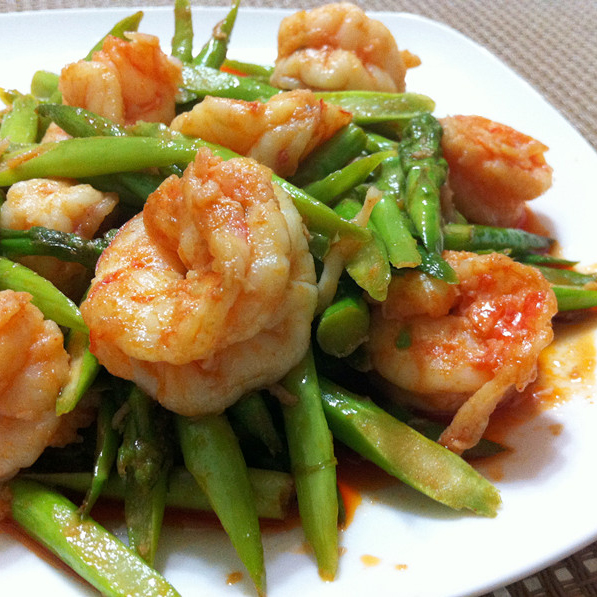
[440,115,553,227]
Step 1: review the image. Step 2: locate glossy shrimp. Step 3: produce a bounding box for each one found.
[0,290,70,481]
[440,115,553,227]
[0,178,118,299]
[269,3,411,92]
[81,147,318,417]
[367,250,557,454]
[170,89,352,178]
[59,32,182,126]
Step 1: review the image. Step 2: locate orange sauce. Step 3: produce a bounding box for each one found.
[484,316,596,446]
[336,446,398,529]
[361,554,381,567]
[226,571,244,585]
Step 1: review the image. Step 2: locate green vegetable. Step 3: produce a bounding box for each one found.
[281,347,339,580]
[24,466,296,521]
[171,0,194,63]
[304,150,394,206]
[0,226,116,269]
[319,378,501,517]
[37,103,128,137]
[85,11,144,60]
[10,479,181,597]
[314,91,435,126]
[180,63,279,102]
[56,329,100,415]
[369,155,422,269]
[400,113,447,253]
[30,71,61,103]
[416,245,459,284]
[227,391,284,457]
[553,286,597,311]
[177,413,265,594]
[290,123,368,188]
[364,130,399,153]
[222,59,274,81]
[317,289,370,358]
[80,394,119,516]
[0,94,38,144]
[333,196,391,301]
[0,256,87,332]
[444,222,554,254]
[118,386,171,566]
[193,0,240,68]
[533,265,597,287]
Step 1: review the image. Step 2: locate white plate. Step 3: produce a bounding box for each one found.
[2,6,597,597]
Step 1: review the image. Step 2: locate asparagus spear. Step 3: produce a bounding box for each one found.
[37,103,128,137]
[0,256,86,332]
[177,413,266,595]
[118,386,171,566]
[444,222,554,254]
[304,150,394,206]
[0,226,116,269]
[290,123,368,188]
[180,63,279,101]
[193,0,240,68]
[84,11,144,60]
[316,286,370,358]
[171,0,194,63]
[533,264,597,287]
[227,391,284,457]
[333,196,391,301]
[552,286,597,311]
[24,466,296,520]
[10,479,182,597]
[0,94,38,144]
[314,91,435,126]
[222,59,274,81]
[56,328,100,415]
[319,377,501,516]
[80,393,120,516]
[399,113,448,254]
[30,71,61,103]
[280,347,339,580]
[369,155,422,269]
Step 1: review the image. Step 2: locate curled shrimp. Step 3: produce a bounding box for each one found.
[367,250,557,454]
[0,178,118,299]
[440,115,553,227]
[81,147,318,417]
[269,3,410,92]
[171,89,352,178]
[0,290,70,481]
[59,32,182,126]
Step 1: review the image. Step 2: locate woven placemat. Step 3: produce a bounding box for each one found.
[2,1,597,595]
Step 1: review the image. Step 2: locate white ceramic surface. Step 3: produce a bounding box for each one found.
[2,6,597,597]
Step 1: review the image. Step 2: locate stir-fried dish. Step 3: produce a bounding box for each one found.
[1,2,596,595]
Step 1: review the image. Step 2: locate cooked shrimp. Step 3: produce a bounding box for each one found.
[81,147,318,417]
[60,32,182,126]
[171,90,352,178]
[440,115,553,227]
[270,3,409,92]
[40,122,71,143]
[0,290,70,481]
[368,250,557,453]
[1,178,118,298]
